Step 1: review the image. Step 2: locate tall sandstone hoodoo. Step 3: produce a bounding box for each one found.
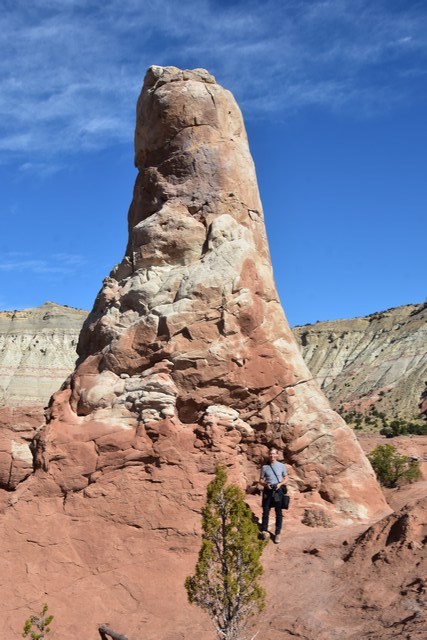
[0,66,392,639]
[37,66,386,520]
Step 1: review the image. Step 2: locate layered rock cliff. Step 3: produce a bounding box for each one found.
[0,302,87,490]
[293,303,427,423]
[0,301,87,407]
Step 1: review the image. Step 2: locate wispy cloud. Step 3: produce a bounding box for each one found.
[19,161,65,176]
[0,253,86,275]
[52,253,87,267]
[0,0,426,163]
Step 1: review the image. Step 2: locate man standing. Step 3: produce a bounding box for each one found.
[259,448,288,544]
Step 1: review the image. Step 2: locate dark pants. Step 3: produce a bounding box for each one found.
[261,488,283,535]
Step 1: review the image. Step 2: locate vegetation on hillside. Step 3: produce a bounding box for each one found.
[339,407,427,436]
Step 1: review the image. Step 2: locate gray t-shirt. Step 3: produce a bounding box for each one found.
[260,461,287,486]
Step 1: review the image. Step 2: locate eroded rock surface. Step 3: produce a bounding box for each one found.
[256,486,426,640]
[0,405,43,490]
[338,494,427,638]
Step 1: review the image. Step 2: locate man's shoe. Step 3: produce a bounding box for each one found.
[261,531,269,540]
[274,534,281,544]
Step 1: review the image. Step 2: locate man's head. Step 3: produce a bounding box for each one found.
[269,448,279,462]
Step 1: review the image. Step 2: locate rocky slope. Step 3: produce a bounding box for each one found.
[293,303,427,424]
[0,301,87,407]
[0,65,406,640]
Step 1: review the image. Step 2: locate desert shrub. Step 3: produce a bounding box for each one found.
[408,422,427,435]
[380,420,427,437]
[22,604,53,640]
[368,444,422,488]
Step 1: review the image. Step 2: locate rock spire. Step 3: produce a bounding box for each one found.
[37,65,386,520]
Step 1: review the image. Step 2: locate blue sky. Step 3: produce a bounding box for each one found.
[1,0,426,326]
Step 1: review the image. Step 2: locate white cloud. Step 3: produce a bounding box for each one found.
[52,254,87,267]
[19,161,64,176]
[0,253,86,275]
[0,0,426,163]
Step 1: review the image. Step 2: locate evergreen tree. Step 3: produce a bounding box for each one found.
[185,466,266,640]
[368,444,421,488]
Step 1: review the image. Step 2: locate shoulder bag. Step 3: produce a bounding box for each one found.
[270,464,290,510]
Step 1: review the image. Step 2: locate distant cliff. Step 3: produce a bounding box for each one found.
[293,303,427,424]
[0,302,88,407]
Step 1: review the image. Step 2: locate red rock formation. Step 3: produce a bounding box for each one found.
[252,486,426,640]
[34,65,386,520]
[0,67,391,639]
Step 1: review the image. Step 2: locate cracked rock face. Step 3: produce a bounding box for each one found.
[35,66,386,519]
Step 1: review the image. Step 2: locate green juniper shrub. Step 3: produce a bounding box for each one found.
[408,422,427,435]
[368,444,422,488]
[185,466,266,640]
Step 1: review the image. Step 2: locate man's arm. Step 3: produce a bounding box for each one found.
[277,476,288,488]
